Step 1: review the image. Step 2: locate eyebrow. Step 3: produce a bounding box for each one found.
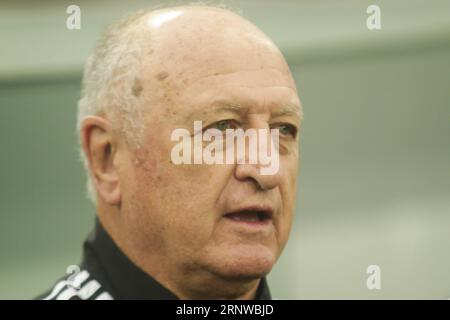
[191,100,303,121]
[271,104,303,120]
[210,103,245,115]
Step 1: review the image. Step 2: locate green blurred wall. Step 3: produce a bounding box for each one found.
[1,0,449,299]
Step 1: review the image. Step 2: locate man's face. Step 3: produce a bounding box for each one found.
[118,9,302,283]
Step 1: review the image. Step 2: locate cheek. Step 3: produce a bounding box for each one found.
[281,154,299,203]
[132,152,232,251]
[278,157,299,242]
[161,165,230,233]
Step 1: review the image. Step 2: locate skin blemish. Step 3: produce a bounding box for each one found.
[156,71,169,81]
[132,77,144,97]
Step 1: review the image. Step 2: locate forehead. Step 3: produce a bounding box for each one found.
[139,8,300,121]
[141,7,291,82]
[143,61,301,125]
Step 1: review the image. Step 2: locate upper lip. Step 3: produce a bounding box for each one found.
[223,204,275,220]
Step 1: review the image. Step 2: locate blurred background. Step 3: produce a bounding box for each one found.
[0,0,449,299]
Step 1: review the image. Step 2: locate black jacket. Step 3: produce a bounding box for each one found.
[36,219,272,300]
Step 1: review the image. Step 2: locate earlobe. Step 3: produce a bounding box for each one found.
[81,116,122,206]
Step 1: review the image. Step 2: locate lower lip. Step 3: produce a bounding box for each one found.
[223,216,273,229]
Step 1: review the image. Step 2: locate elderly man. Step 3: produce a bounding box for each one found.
[38,4,303,300]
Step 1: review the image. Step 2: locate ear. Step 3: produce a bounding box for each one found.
[80,116,121,205]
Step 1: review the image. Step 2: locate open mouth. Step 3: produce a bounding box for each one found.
[224,210,272,223]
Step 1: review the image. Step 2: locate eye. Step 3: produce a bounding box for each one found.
[205,119,238,132]
[273,123,298,138]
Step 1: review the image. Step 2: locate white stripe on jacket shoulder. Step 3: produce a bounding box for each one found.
[42,269,113,300]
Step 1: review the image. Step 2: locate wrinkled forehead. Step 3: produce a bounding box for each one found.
[137,8,300,120]
[139,8,290,82]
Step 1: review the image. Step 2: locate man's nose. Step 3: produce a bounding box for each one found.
[233,124,283,190]
[234,162,283,191]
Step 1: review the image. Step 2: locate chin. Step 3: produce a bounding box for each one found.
[206,244,277,281]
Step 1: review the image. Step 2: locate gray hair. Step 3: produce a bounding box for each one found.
[77,9,150,203]
[77,3,243,203]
